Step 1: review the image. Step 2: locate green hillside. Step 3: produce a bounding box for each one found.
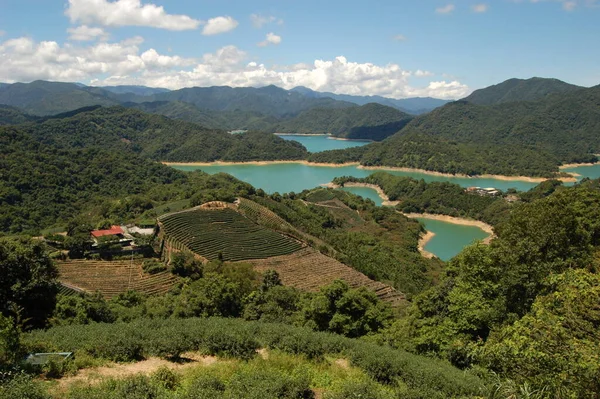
[0,80,119,115]
[14,106,308,162]
[141,84,356,118]
[462,77,582,105]
[126,100,280,131]
[0,104,39,125]
[311,84,600,177]
[268,103,413,141]
[0,107,307,233]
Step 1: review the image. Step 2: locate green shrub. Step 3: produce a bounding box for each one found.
[0,375,50,399]
[227,368,314,399]
[142,259,167,275]
[181,374,225,399]
[150,366,179,390]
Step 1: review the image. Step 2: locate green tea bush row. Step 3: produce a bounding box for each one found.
[24,318,486,396]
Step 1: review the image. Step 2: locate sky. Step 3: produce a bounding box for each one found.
[0,0,598,99]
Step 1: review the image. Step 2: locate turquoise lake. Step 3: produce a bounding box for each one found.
[278,134,370,153]
[172,135,598,260]
[341,186,490,261]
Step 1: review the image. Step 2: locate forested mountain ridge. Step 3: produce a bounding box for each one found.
[139,84,357,118]
[14,106,308,162]
[0,104,39,125]
[124,100,280,132]
[311,84,600,177]
[0,106,307,233]
[462,77,582,105]
[291,86,449,114]
[0,80,120,115]
[266,103,414,140]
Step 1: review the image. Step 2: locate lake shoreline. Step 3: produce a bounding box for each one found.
[322,182,400,206]
[274,133,330,137]
[165,160,572,183]
[559,161,600,169]
[402,213,494,239]
[418,231,436,259]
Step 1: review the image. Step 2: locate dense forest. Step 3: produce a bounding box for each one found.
[265,103,413,140]
[461,77,582,105]
[333,172,511,226]
[312,84,600,177]
[2,179,600,398]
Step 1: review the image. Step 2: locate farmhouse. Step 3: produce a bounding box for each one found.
[90,225,132,247]
[466,186,501,197]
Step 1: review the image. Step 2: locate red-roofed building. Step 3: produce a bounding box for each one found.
[90,226,124,239]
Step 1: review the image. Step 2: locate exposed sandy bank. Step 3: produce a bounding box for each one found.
[163,160,360,168]
[418,231,436,259]
[403,212,494,244]
[358,165,576,183]
[322,182,400,206]
[164,161,576,183]
[559,161,600,169]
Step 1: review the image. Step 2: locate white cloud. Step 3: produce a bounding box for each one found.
[65,0,201,30]
[250,14,282,28]
[520,0,598,10]
[67,25,108,41]
[258,32,282,47]
[436,4,456,13]
[414,70,434,77]
[393,34,407,41]
[472,4,489,12]
[202,16,239,35]
[0,36,469,99]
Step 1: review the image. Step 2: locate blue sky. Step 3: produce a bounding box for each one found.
[0,0,598,98]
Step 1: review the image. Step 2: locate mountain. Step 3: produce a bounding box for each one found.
[99,85,171,96]
[310,84,600,177]
[462,77,582,105]
[0,81,356,119]
[124,100,280,131]
[139,85,356,118]
[0,80,120,115]
[269,103,413,140]
[291,86,450,114]
[0,104,39,125]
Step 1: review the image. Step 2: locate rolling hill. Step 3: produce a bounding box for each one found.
[462,77,582,105]
[0,80,120,115]
[267,103,413,140]
[310,83,600,177]
[291,86,450,114]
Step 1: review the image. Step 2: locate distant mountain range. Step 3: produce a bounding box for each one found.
[290,86,450,114]
[461,77,582,105]
[310,79,600,177]
[0,80,437,140]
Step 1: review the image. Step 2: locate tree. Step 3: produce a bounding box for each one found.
[481,269,600,398]
[0,239,58,329]
[301,280,393,338]
[0,314,21,368]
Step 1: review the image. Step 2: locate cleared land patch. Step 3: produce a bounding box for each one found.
[237,247,404,305]
[158,207,304,262]
[56,259,178,299]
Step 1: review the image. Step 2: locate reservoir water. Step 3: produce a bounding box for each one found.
[278,134,370,153]
[172,135,597,260]
[561,163,600,180]
[341,186,490,260]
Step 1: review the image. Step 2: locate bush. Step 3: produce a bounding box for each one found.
[142,259,167,275]
[181,374,225,399]
[0,375,50,399]
[227,368,314,399]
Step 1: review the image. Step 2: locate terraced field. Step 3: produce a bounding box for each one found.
[159,207,304,262]
[237,198,295,232]
[238,247,404,306]
[56,260,178,299]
